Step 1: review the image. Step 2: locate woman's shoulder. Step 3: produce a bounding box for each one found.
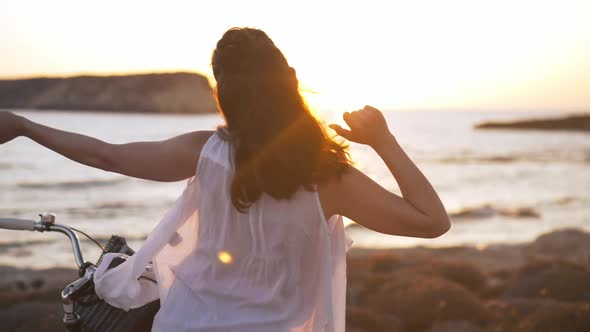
[187,130,217,157]
[191,128,231,154]
[195,128,236,172]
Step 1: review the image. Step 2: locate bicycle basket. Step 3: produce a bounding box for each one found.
[74,236,160,332]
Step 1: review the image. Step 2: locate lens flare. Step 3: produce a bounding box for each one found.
[217,250,233,264]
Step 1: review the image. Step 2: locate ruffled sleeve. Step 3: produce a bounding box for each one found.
[94,175,201,310]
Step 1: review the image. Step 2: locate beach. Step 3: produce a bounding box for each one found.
[1,110,588,331]
[2,1,589,330]
[1,227,589,332]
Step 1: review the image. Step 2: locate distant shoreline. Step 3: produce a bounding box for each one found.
[475,113,590,132]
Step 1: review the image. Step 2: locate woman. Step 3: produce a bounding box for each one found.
[0,27,450,331]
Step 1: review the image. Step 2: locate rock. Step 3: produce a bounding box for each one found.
[15,280,27,291]
[517,302,590,332]
[346,306,403,332]
[503,260,590,302]
[348,272,396,307]
[487,298,560,330]
[0,301,63,332]
[0,266,77,307]
[368,273,489,332]
[449,204,540,221]
[497,207,540,219]
[369,252,404,274]
[31,279,45,290]
[449,205,496,220]
[526,228,590,266]
[411,262,488,294]
[489,290,590,331]
[426,320,489,332]
[345,327,365,332]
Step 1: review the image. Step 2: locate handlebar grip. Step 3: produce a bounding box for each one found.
[0,218,36,231]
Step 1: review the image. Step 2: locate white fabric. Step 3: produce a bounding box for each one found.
[94,131,353,332]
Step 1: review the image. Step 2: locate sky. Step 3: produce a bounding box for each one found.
[1,0,589,111]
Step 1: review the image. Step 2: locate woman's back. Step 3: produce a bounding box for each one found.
[152,131,352,332]
[1,27,450,332]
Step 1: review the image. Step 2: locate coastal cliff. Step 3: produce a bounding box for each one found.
[0,72,219,114]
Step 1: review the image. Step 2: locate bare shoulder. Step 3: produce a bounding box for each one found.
[184,130,216,164]
[186,130,216,151]
[184,130,216,145]
[167,129,216,155]
[163,129,216,180]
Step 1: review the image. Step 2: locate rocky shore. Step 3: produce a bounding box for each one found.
[474,113,590,132]
[0,72,218,114]
[1,228,589,331]
[346,228,590,332]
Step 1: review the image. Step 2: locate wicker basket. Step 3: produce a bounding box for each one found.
[74,236,160,332]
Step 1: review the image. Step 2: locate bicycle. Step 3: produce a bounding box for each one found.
[0,213,159,332]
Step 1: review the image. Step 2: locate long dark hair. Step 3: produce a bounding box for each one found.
[211,27,352,212]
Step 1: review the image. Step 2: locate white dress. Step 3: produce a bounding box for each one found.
[94,130,353,332]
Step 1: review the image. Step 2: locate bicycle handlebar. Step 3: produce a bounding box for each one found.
[0,218,36,231]
[49,224,86,269]
[0,214,88,269]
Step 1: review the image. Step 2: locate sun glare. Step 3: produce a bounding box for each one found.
[1,0,588,111]
[283,1,589,111]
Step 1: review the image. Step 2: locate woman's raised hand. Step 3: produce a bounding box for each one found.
[329,105,393,148]
[0,111,25,145]
[326,105,451,238]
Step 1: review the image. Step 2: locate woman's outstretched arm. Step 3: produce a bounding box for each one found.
[0,111,214,182]
[322,106,450,238]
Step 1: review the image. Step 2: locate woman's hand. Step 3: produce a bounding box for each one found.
[0,111,25,144]
[329,105,393,149]
[324,105,451,238]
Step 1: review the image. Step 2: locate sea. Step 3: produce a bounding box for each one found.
[1,110,588,269]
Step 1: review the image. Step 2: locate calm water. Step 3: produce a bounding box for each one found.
[1,110,588,268]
